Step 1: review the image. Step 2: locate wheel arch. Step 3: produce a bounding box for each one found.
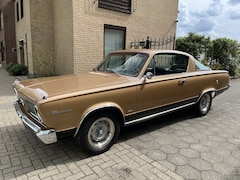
[74,103,125,137]
[197,88,216,102]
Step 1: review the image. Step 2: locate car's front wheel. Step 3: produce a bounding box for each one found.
[76,113,120,155]
[194,93,212,116]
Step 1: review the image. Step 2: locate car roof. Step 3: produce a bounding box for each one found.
[111,49,193,58]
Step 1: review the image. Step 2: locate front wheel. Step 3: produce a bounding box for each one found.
[76,113,120,155]
[193,93,212,116]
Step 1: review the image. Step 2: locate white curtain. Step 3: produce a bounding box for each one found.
[104,28,125,57]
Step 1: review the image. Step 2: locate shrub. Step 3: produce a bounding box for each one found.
[5,63,14,72]
[7,64,28,76]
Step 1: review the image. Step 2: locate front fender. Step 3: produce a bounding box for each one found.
[74,102,125,137]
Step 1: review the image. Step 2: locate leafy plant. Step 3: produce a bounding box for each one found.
[5,63,14,72]
[209,38,240,76]
[176,32,211,59]
[176,33,240,77]
[7,64,28,76]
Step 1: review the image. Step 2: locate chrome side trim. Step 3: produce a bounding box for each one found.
[215,85,230,96]
[124,102,195,126]
[13,101,57,144]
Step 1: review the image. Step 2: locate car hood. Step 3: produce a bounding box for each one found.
[14,72,135,102]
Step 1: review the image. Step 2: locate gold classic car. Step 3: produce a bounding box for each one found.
[13,49,230,155]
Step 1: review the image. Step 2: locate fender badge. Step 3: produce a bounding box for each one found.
[52,109,72,115]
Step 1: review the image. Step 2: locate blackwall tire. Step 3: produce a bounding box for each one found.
[194,93,212,116]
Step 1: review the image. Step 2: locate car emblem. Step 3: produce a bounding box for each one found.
[52,109,72,115]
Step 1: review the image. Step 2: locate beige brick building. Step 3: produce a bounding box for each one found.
[14,0,179,77]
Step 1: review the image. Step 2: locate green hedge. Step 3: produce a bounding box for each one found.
[6,63,28,76]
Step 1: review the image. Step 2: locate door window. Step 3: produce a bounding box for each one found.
[146,54,189,76]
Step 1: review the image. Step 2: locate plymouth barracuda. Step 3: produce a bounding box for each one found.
[13,49,230,155]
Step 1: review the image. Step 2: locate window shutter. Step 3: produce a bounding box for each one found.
[98,0,132,14]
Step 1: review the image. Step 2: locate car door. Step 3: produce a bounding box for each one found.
[135,53,190,117]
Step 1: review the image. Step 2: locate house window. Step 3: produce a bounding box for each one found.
[0,42,4,63]
[99,0,132,14]
[16,2,19,21]
[104,24,126,57]
[0,11,3,30]
[20,0,24,18]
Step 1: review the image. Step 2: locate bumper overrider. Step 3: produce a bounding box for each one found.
[13,100,57,144]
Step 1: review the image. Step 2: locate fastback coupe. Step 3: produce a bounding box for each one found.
[13,50,230,155]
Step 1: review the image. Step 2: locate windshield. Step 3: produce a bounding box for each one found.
[97,53,149,77]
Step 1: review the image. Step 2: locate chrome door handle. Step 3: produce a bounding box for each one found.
[178,79,186,86]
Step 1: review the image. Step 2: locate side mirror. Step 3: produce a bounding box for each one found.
[143,72,153,81]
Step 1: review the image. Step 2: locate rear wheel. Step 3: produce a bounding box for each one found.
[76,113,120,155]
[193,93,212,116]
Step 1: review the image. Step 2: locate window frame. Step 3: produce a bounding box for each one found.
[16,2,19,22]
[20,0,24,18]
[0,10,3,30]
[104,24,126,57]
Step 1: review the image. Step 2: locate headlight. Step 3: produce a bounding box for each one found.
[14,79,20,84]
[13,87,19,100]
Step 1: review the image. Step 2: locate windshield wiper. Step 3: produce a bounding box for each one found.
[106,69,121,76]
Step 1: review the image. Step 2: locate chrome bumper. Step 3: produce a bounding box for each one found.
[13,101,57,144]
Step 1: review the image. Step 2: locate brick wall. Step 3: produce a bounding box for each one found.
[15,0,55,77]
[0,0,17,65]
[71,0,179,73]
[53,0,74,75]
[3,0,17,64]
[30,0,54,77]
[15,0,179,76]
[15,0,32,72]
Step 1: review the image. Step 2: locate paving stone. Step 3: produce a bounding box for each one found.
[180,135,199,144]
[158,160,176,172]
[201,170,223,180]
[189,158,212,171]
[167,154,189,166]
[201,152,223,163]
[215,163,239,176]
[160,144,179,154]
[179,148,199,159]
[146,150,167,161]
[176,165,201,179]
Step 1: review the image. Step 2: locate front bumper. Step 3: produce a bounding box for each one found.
[13,101,57,144]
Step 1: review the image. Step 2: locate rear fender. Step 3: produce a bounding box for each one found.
[197,88,216,102]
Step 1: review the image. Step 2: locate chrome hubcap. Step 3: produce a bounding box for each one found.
[92,122,108,142]
[200,94,211,113]
[88,117,115,149]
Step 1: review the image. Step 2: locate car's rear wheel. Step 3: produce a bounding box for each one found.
[194,93,212,116]
[76,113,120,155]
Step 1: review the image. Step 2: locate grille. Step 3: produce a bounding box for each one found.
[23,100,42,123]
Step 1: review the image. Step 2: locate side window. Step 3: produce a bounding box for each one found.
[146,54,189,76]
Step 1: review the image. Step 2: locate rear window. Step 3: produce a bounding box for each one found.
[195,60,211,71]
